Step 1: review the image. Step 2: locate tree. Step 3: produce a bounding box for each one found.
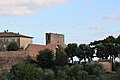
[55,45,68,66]
[37,49,54,69]
[7,42,19,51]
[78,44,94,62]
[76,48,84,63]
[116,35,120,44]
[103,36,115,43]
[91,35,119,61]
[65,43,78,64]
[95,43,108,59]
[10,63,44,80]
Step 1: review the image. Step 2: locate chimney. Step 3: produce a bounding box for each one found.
[4,30,6,33]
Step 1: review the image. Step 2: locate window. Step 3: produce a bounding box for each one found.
[12,39,15,42]
[0,39,4,42]
[5,39,8,42]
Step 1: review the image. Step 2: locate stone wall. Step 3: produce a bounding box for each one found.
[99,61,112,72]
[0,51,27,70]
[20,37,32,49]
[46,33,64,46]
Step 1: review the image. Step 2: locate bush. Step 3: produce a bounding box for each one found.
[0,70,10,80]
[44,69,55,80]
[113,62,120,71]
[10,63,44,80]
[117,68,120,78]
[57,70,70,80]
[69,64,88,80]
[92,63,105,80]
[7,42,19,51]
[76,70,88,80]
[83,64,94,75]
[83,63,105,80]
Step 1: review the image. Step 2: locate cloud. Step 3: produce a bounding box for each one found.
[86,25,104,30]
[0,0,66,16]
[103,14,120,20]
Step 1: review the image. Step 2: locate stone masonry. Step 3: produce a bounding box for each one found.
[0,51,27,71]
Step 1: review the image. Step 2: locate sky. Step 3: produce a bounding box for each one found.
[0,0,120,45]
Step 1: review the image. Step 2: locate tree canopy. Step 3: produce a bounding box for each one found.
[65,43,78,63]
[55,45,68,66]
[37,49,54,69]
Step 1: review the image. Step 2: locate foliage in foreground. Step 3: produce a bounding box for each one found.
[10,63,44,80]
[0,63,107,80]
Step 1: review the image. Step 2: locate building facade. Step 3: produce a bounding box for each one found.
[0,31,33,50]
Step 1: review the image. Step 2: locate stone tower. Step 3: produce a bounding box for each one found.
[46,33,64,46]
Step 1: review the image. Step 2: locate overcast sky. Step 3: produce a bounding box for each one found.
[0,0,120,45]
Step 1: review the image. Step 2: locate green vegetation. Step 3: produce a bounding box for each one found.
[0,63,106,80]
[55,45,68,66]
[105,73,119,80]
[37,49,54,69]
[10,63,44,80]
[88,73,119,80]
[1,35,120,80]
[7,42,19,51]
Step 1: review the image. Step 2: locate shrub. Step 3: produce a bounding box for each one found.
[92,63,105,80]
[69,64,88,80]
[44,69,55,80]
[57,70,70,80]
[113,62,120,71]
[10,63,44,80]
[7,42,19,51]
[76,70,88,80]
[117,68,120,78]
[0,70,10,80]
[83,64,94,75]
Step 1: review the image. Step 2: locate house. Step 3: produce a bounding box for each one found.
[0,30,33,50]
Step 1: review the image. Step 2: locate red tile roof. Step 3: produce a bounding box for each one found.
[0,32,33,38]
